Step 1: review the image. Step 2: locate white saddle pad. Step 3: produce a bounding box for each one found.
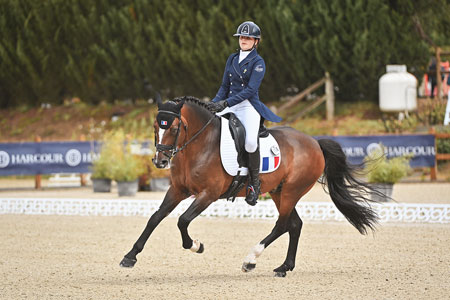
[220,117,281,176]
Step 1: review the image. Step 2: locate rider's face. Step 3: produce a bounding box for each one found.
[239,36,257,51]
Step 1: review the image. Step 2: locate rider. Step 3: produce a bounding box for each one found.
[208,21,282,206]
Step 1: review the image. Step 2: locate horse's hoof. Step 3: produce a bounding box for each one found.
[242,262,256,272]
[274,271,287,277]
[119,257,137,268]
[197,243,204,254]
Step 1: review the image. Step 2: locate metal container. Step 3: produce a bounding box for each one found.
[379,65,417,112]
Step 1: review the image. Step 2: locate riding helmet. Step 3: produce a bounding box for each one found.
[233,21,261,39]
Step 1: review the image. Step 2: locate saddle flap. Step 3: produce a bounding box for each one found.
[227,113,246,167]
[220,117,281,176]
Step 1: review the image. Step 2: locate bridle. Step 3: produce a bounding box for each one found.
[155,110,215,161]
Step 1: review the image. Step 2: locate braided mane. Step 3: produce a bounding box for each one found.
[172,96,215,115]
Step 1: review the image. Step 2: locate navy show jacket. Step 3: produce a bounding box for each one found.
[212,49,282,123]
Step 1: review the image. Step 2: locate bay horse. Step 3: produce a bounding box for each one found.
[120,96,383,277]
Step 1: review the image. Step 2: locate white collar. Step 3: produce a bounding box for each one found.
[239,50,251,63]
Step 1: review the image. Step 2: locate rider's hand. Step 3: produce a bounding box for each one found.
[207,100,228,113]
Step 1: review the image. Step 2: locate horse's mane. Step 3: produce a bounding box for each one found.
[172,96,215,116]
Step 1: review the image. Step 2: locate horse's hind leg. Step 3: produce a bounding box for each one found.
[120,187,184,268]
[273,208,303,277]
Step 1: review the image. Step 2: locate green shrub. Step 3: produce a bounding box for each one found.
[364,146,412,184]
[91,129,146,181]
[436,127,450,154]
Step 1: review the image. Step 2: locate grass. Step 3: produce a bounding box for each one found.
[285,100,386,136]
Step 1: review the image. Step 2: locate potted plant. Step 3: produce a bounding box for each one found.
[109,130,146,197]
[364,145,412,201]
[90,139,115,193]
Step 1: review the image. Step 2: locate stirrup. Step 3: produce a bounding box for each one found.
[245,184,259,206]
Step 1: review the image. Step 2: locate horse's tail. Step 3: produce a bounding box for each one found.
[318,139,382,235]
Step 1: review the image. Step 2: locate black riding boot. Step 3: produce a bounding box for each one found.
[259,117,269,137]
[245,149,261,206]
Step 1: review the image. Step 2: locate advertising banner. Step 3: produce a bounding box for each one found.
[0,135,436,176]
[316,134,436,167]
[0,141,100,176]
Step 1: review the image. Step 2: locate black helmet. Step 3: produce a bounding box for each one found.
[233,21,261,39]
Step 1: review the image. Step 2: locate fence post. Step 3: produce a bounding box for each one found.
[429,127,437,181]
[325,72,335,121]
[79,134,87,186]
[436,47,442,100]
[34,135,42,189]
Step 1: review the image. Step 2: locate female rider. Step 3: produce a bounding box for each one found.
[208,21,281,206]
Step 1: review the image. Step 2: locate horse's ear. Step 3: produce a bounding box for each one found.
[155,92,162,109]
[175,98,185,112]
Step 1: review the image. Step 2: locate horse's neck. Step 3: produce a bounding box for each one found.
[182,106,220,152]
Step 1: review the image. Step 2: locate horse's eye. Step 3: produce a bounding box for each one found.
[170,127,177,135]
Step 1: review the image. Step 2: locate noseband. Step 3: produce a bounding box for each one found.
[155,110,215,161]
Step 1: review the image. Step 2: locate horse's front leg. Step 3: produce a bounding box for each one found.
[177,191,215,253]
[120,186,185,268]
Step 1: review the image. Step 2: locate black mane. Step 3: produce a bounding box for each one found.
[172,96,215,115]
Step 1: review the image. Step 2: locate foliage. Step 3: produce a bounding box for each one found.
[1,0,449,107]
[91,129,146,182]
[436,127,450,154]
[364,145,412,184]
[417,98,447,126]
[90,134,116,180]
[382,114,418,133]
[258,192,272,201]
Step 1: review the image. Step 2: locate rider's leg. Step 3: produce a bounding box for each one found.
[238,105,261,206]
[245,147,261,206]
[228,101,261,205]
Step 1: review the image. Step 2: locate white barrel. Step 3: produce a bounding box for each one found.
[379,65,417,112]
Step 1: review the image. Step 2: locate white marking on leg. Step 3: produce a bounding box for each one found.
[244,243,265,264]
[190,239,201,252]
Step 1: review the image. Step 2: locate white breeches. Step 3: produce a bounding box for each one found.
[217,100,261,153]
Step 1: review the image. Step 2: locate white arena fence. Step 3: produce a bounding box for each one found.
[1,198,449,224]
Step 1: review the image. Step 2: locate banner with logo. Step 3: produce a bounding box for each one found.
[0,135,436,176]
[316,134,436,167]
[0,141,100,176]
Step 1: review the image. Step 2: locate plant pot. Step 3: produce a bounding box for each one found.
[92,178,112,193]
[117,179,139,197]
[150,177,170,191]
[370,183,394,202]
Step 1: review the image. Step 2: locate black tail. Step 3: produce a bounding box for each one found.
[318,139,383,235]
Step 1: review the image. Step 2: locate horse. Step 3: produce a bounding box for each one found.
[120,96,383,277]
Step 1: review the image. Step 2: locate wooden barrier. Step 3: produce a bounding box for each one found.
[79,134,87,186]
[429,127,450,180]
[278,72,334,122]
[34,135,42,189]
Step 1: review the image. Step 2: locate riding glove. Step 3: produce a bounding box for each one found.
[208,100,228,113]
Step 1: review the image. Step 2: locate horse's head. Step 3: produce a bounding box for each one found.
[153,97,186,169]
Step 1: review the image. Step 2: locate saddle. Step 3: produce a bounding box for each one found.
[219,113,281,201]
[227,113,247,168]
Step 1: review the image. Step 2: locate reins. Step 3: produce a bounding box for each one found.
[175,115,215,155]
